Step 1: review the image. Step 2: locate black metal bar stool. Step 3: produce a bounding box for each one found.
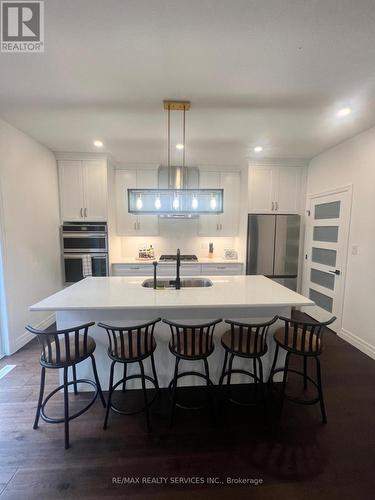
[268,315,336,423]
[98,318,161,431]
[219,316,278,408]
[163,318,222,426]
[26,322,105,449]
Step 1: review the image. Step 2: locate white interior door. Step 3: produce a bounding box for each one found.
[302,186,352,332]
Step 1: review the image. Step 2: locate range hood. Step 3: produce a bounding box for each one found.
[127,101,224,217]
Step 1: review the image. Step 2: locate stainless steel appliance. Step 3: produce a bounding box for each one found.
[246,214,300,291]
[62,222,108,284]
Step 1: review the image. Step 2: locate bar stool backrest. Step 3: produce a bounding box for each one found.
[163,318,222,358]
[224,316,278,355]
[25,322,95,366]
[278,315,336,354]
[97,318,161,360]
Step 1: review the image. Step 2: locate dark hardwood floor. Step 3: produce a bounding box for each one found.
[0,320,375,499]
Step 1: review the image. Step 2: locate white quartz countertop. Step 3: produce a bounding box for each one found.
[112,258,244,265]
[30,276,314,311]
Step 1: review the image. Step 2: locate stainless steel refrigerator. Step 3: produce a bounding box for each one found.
[246,214,301,291]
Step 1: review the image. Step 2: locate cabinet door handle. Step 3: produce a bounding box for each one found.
[84,208,88,218]
[271,202,274,211]
[80,208,83,218]
[216,223,219,230]
[137,221,140,230]
[275,201,278,211]
[134,222,137,230]
[220,223,223,230]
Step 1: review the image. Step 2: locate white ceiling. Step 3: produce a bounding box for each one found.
[1,0,375,165]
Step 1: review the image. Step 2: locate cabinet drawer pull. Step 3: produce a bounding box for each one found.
[217,266,226,269]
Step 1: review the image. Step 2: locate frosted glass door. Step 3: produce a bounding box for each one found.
[302,189,351,331]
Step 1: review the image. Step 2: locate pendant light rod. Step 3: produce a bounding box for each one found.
[183,107,186,168]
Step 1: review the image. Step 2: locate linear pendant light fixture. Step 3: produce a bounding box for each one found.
[128,100,224,216]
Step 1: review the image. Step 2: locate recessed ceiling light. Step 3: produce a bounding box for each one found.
[176,143,184,150]
[93,140,103,148]
[254,146,263,153]
[337,107,352,118]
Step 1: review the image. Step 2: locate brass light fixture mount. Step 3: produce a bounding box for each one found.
[163,100,191,111]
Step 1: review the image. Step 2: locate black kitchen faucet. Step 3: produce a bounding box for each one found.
[170,249,181,289]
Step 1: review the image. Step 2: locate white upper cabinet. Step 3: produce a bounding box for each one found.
[58,160,108,222]
[198,170,241,236]
[115,169,159,236]
[248,165,305,214]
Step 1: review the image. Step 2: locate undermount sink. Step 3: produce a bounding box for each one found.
[142,278,213,289]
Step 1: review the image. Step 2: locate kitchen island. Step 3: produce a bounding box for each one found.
[30,275,313,389]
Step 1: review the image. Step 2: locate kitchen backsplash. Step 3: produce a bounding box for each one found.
[110,218,242,260]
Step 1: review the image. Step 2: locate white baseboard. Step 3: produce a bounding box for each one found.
[339,328,375,360]
[15,313,56,352]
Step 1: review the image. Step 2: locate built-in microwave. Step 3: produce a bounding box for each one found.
[63,253,108,284]
[62,222,107,253]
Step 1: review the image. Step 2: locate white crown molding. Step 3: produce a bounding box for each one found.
[248,157,309,168]
[54,151,114,162]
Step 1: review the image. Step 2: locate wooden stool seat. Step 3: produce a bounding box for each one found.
[43,334,96,365]
[273,326,321,354]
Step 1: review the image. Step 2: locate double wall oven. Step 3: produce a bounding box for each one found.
[62,222,108,284]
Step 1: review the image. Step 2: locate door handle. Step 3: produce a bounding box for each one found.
[84,208,88,218]
[328,269,341,275]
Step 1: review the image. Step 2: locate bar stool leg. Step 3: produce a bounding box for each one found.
[63,367,70,449]
[219,349,228,385]
[253,357,258,401]
[227,354,235,387]
[303,356,308,390]
[269,344,280,384]
[90,355,106,408]
[170,357,180,427]
[279,352,291,419]
[203,358,214,420]
[139,360,151,432]
[72,365,78,395]
[150,352,160,392]
[122,364,127,392]
[315,356,327,424]
[103,361,115,430]
[257,357,268,423]
[33,366,46,429]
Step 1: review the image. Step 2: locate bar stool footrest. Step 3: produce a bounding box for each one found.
[168,370,213,410]
[269,367,320,405]
[40,379,99,424]
[221,368,264,406]
[110,374,158,415]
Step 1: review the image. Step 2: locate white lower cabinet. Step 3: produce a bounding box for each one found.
[201,263,243,275]
[112,262,244,277]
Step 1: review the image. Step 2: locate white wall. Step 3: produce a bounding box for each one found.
[0,119,62,354]
[307,126,375,358]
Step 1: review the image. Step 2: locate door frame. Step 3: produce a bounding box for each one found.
[302,184,353,332]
